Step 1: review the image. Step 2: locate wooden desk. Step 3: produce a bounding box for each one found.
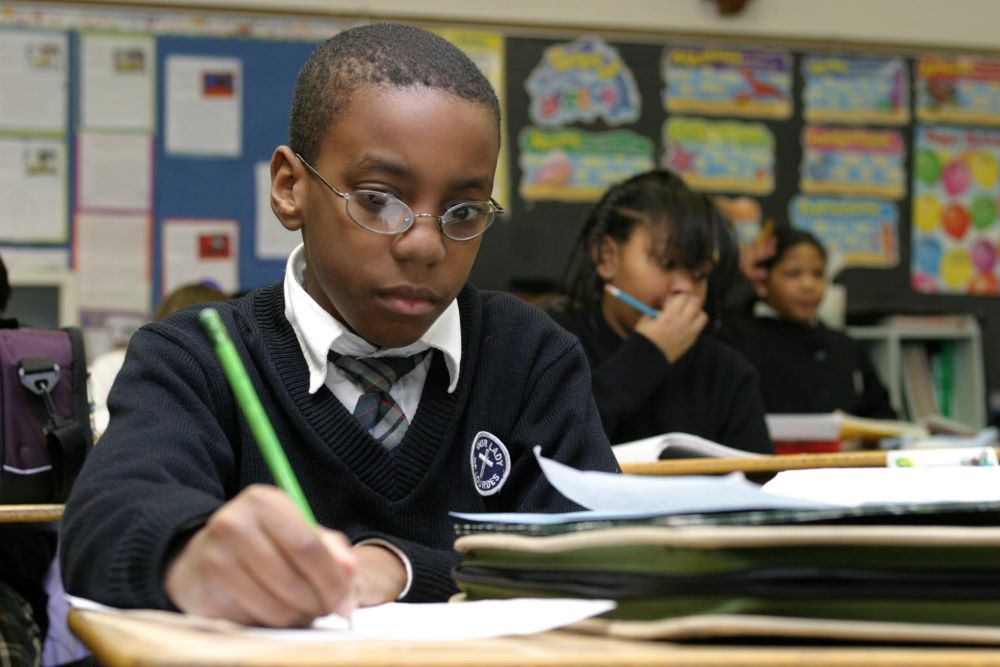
[0,503,63,523]
[68,608,1000,667]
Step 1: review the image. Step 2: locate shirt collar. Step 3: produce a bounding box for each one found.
[283,244,462,395]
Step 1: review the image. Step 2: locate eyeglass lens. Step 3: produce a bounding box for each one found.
[347,191,493,240]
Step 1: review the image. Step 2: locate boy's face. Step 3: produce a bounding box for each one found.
[273,86,499,348]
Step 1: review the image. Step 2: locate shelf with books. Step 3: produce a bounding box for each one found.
[847,315,985,429]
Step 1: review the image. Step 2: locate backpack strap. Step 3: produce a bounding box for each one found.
[18,355,89,502]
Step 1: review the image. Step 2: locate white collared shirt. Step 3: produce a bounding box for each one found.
[283,244,462,417]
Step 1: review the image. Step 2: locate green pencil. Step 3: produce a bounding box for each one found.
[199,307,317,525]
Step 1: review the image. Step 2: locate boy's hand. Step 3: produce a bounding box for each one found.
[164,485,359,628]
[634,294,708,363]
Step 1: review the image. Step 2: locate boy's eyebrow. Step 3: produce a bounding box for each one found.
[349,154,494,193]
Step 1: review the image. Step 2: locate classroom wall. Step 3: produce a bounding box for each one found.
[93,0,1000,50]
[5,0,1000,425]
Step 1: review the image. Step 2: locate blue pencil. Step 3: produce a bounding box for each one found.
[604,284,659,318]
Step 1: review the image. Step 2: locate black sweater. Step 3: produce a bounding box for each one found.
[720,316,896,419]
[547,309,773,454]
[60,284,619,610]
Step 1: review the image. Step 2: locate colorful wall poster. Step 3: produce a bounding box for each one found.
[800,126,906,200]
[916,56,1000,126]
[789,196,898,269]
[436,29,509,207]
[802,55,909,125]
[911,126,1000,295]
[662,117,775,195]
[518,127,653,202]
[525,36,640,128]
[662,46,791,119]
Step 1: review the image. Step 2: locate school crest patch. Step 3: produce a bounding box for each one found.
[469,431,510,496]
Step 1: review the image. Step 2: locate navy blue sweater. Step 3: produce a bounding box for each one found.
[721,316,896,419]
[548,308,773,454]
[61,284,618,609]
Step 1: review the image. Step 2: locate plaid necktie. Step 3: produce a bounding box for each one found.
[329,350,429,450]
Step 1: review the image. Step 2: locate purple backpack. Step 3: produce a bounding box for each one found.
[0,326,91,503]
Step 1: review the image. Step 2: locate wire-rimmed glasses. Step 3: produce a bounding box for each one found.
[296,153,502,241]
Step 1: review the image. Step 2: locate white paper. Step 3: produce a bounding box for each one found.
[80,33,154,131]
[887,446,998,468]
[77,131,152,211]
[254,161,298,259]
[0,30,67,131]
[762,467,1000,506]
[165,55,241,157]
[161,218,239,296]
[0,136,67,242]
[67,595,615,642]
[76,212,151,313]
[613,432,764,464]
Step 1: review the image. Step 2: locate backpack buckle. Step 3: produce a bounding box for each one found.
[18,357,61,397]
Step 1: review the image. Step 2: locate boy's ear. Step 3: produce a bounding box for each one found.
[270,146,307,232]
[594,235,621,281]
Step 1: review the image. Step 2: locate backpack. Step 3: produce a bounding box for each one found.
[0,325,92,504]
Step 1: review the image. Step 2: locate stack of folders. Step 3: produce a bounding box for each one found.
[451,451,1000,644]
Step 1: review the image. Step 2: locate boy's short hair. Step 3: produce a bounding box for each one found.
[290,23,501,162]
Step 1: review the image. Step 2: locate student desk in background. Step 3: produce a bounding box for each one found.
[0,504,63,523]
[66,608,1000,667]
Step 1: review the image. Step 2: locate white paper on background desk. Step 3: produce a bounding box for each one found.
[761,466,1000,506]
[67,596,615,642]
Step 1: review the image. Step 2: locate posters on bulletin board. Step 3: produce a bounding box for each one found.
[0,29,67,132]
[77,131,153,211]
[161,218,239,297]
[165,54,242,157]
[0,136,67,242]
[912,126,1000,295]
[80,33,155,132]
[75,212,152,313]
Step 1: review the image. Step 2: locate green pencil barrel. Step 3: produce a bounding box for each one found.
[199,307,317,525]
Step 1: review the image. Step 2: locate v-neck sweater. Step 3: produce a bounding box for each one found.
[61,284,619,610]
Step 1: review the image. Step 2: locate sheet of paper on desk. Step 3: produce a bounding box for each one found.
[762,467,1000,506]
[452,447,838,525]
[67,595,615,642]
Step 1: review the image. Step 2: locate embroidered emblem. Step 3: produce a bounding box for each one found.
[470,431,510,496]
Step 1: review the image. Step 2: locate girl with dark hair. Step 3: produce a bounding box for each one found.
[549,169,772,453]
[720,226,895,418]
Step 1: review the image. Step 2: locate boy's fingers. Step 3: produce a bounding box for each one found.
[250,489,358,618]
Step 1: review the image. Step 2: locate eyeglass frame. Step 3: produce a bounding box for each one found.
[295,153,503,241]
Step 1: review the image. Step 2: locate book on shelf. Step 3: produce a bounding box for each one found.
[900,341,938,421]
[883,314,973,330]
[612,432,763,464]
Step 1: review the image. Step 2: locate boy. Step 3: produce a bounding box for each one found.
[60,23,618,628]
